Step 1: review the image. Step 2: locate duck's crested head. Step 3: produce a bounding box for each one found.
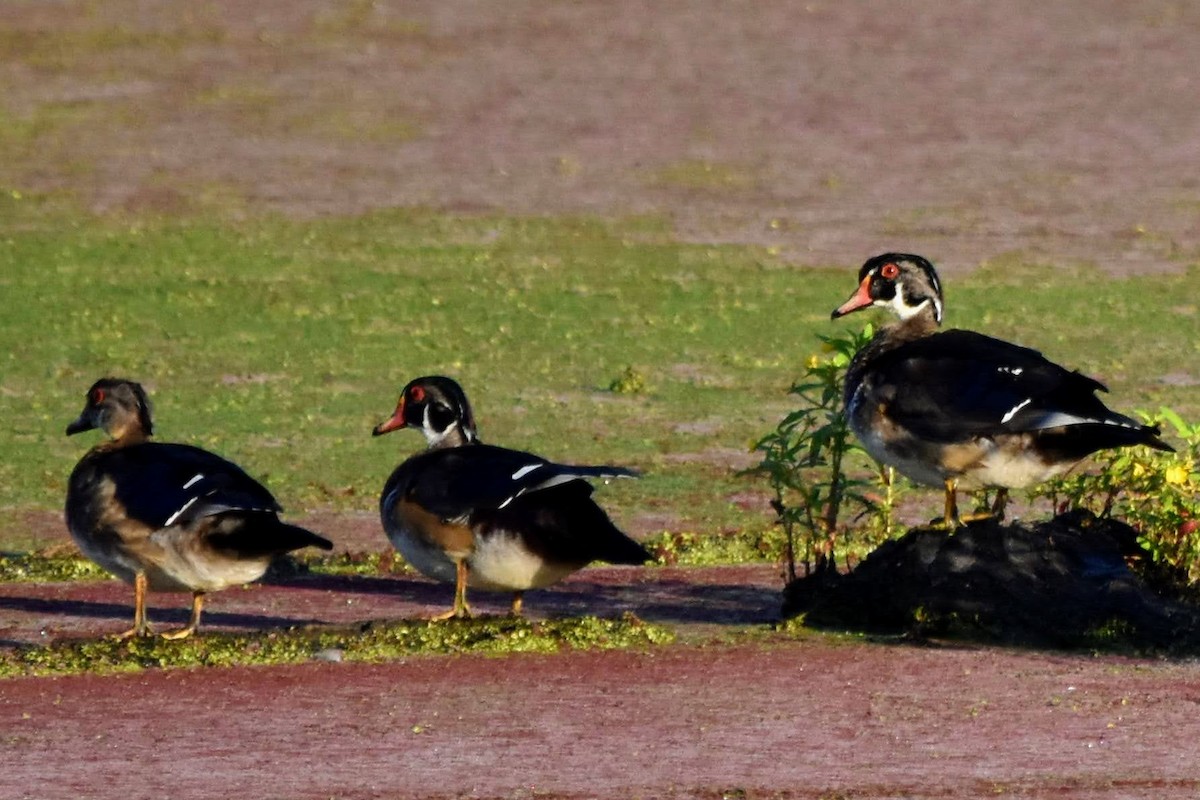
[831,253,944,325]
[66,378,154,441]
[372,375,479,449]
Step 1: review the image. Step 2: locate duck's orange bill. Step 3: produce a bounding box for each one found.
[831,275,873,319]
[372,399,406,436]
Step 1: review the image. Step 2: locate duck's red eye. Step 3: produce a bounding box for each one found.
[92,389,106,405]
[880,262,900,279]
[409,386,426,403]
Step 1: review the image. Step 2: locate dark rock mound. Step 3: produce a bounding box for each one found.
[783,510,1200,651]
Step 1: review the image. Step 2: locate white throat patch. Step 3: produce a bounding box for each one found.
[421,404,458,447]
[886,294,933,321]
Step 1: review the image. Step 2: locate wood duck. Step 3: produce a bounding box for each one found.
[65,378,332,639]
[372,376,651,619]
[831,253,1173,526]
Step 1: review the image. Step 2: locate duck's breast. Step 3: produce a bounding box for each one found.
[65,470,156,585]
[467,530,580,591]
[381,490,467,584]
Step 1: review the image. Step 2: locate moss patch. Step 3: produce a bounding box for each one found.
[0,613,674,679]
[0,551,108,582]
[643,528,783,566]
[292,549,414,577]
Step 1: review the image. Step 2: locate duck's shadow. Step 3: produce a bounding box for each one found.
[286,572,782,626]
[0,594,321,632]
[540,577,780,626]
[0,571,783,644]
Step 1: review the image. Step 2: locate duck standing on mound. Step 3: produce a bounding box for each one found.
[372,376,651,619]
[65,378,332,639]
[831,253,1173,526]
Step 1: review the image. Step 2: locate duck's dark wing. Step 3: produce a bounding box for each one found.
[104,442,282,528]
[390,444,639,522]
[865,329,1135,443]
[484,480,651,566]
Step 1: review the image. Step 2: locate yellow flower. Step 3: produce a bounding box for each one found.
[1132,463,1147,479]
[1165,465,1190,485]
[806,354,821,370]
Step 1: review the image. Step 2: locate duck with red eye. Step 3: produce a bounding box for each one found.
[831,253,1172,527]
[372,376,651,619]
[64,378,332,639]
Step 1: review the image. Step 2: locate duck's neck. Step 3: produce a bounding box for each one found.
[95,427,150,452]
[879,309,940,348]
[424,422,479,450]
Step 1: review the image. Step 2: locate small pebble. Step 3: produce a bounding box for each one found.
[314,648,344,663]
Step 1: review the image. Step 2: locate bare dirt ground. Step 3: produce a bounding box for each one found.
[5,638,1200,800]
[4,2,1200,798]
[5,519,1200,799]
[2,1,1199,273]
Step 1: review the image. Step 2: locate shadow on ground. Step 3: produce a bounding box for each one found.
[0,594,324,632]
[283,568,781,627]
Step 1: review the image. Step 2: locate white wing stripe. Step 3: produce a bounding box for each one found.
[182,473,205,489]
[1000,399,1033,424]
[163,496,199,527]
[511,464,543,481]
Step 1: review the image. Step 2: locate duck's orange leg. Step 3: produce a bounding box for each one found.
[114,572,154,639]
[429,560,472,621]
[931,478,964,530]
[161,592,205,640]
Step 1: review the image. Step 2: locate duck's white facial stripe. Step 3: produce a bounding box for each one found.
[421,403,477,446]
[421,405,459,446]
[885,294,935,321]
[882,276,942,322]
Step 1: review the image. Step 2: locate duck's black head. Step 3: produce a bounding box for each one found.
[831,253,944,325]
[372,375,479,449]
[66,378,154,442]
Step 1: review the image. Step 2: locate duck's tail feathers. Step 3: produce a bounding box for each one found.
[554,464,641,483]
[208,516,333,557]
[598,534,654,565]
[1039,422,1175,462]
[276,522,335,552]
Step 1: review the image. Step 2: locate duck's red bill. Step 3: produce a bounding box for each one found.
[372,400,406,436]
[831,275,873,319]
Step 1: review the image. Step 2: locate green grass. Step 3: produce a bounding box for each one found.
[1,205,1197,553]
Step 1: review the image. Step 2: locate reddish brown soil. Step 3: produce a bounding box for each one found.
[5,554,1200,799]
[5,4,1200,798]
[5,636,1200,800]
